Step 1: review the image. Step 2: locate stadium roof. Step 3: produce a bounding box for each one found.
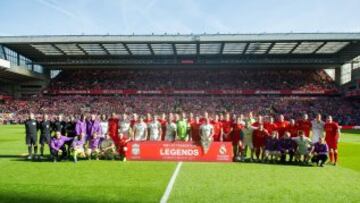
[1,33,360,68]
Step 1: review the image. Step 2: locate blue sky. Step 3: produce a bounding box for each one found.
[0,0,359,36]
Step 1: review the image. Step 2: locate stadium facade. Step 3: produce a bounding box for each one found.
[0,33,360,98]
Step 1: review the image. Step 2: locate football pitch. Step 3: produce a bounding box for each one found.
[0,125,360,203]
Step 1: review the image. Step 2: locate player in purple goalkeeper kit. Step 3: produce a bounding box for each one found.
[86,114,101,141]
[86,133,101,160]
[75,114,87,141]
[264,131,280,163]
[311,137,329,167]
[278,131,297,163]
[72,134,85,163]
[50,131,73,162]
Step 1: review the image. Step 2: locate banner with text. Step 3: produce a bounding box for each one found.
[126,141,233,162]
[45,89,340,96]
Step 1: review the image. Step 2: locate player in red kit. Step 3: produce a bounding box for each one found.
[252,115,264,127]
[275,114,289,138]
[324,115,340,165]
[144,113,152,124]
[264,117,277,134]
[252,124,269,162]
[286,119,299,138]
[200,111,210,124]
[296,113,312,137]
[158,113,167,141]
[108,113,120,145]
[222,113,233,142]
[212,115,223,142]
[190,116,201,143]
[232,117,245,160]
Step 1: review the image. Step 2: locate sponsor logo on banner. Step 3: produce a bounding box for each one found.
[131,143,140,156]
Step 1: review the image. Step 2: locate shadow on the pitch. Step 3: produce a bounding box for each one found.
[237,160,314,168]
[0,155,25,158]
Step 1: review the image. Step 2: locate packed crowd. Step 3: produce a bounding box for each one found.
[1,95,359,125]
[23,111,339,167]
[49,69,337,91]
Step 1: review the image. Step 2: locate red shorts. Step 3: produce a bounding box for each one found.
[326,138,338,149]
[253,138,265,148]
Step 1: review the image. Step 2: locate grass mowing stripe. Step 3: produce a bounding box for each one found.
[160,162,183,203]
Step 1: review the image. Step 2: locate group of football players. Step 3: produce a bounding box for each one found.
[24,111,340,166]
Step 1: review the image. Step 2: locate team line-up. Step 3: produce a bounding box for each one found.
[24,112,340,166]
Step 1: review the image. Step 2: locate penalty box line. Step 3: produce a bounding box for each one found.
[160,162,183,203]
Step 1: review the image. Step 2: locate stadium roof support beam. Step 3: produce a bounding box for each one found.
[99,44,110,55]
[75,44,88,55]
[147,43,154,56]
[242,43,250,54]
[196,43,200,57]
[51,43,67,55]
[171,43,177,56]
[122,43,132,56]
[289,42,301,54]
[312,42,327,54]
[219,42,225,55]
[265,42,276,54]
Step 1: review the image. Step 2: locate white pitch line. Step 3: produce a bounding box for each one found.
[160,162,183,203]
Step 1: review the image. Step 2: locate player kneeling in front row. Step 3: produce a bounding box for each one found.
[293,131,312,165]
[86,133,101,160]
[72,134,85,163]
[100,134,117,160]
[264,131,280,163]
[311,137,328,167]
[278,131,296,163]
[50,131,73,162]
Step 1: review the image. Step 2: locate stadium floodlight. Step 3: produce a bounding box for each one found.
[54,44,86,55]
[126,44,152,55]
[316,42,350,54]
[292,42,324,54]
[245,42,272,54]
[175,44,197,55]
[200,43,222,55]
[31,44,64,55]
[150,44,174,55]
[222,43,247,54]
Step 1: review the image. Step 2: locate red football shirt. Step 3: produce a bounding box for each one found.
[190,122,201,142]
[275,121,289,138]
[211,121,223,141]
[264,122,277,134]
[296,120,312,137]
[222,120,233,141]
[324,122,339,140]
[232,123,244,145]
[286,124,298,137]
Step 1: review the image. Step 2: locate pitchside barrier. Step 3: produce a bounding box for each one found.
[126,141,234,162]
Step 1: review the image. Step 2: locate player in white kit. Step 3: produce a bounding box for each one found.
[148,115,162,141]
[199,118,214,154]
[119,113,132,139]
[99,114,109,140]
[133,117,148,141]
[165,117,177,141]
[242,120,256,161]
[311,114,325,143]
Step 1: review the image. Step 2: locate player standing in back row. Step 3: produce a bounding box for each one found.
[25,113,38,160]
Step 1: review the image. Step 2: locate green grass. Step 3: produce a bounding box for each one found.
[0,125,360,202]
